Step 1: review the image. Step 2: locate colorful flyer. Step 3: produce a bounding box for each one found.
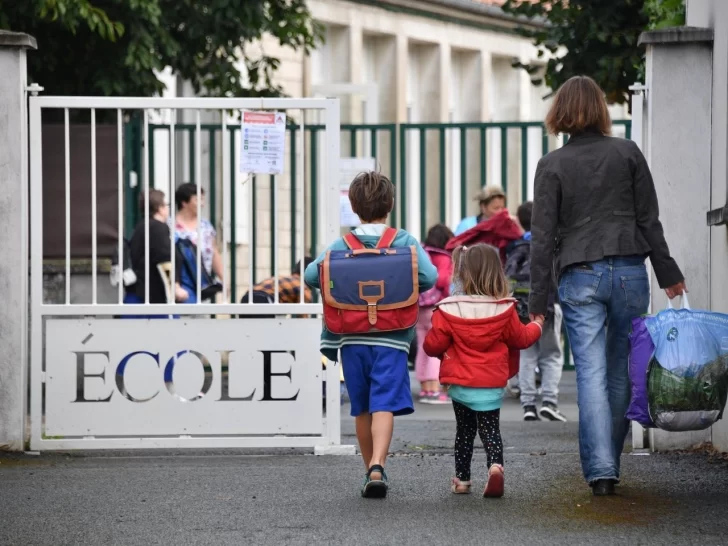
[240,111,286,175]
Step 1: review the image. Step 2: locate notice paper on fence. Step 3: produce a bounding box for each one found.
[339,157,376,227]
[240,111,286,175]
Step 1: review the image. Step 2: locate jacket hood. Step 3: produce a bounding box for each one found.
[437,295,516,320]
[435,295,518,355]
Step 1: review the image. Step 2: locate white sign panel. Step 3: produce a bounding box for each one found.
[44,319,322,436]
[240,111,286,174]
[339,157,376,227]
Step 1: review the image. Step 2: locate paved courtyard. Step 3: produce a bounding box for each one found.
[1,372,727,545]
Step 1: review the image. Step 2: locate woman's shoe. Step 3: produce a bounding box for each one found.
[591,479,616,496]
[483,464,505,498]
[451,477,472,494]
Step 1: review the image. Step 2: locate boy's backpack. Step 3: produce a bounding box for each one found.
[320,227,419,334]
[504,239,531,324]
[417,246,450,307]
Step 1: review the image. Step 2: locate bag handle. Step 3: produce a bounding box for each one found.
[666,293,691,310]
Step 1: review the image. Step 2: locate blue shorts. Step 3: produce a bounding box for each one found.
[340,345,414,417]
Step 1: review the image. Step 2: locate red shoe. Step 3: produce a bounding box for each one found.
[483,464,504,498]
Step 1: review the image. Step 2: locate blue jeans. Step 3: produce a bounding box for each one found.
[558,256,649,484]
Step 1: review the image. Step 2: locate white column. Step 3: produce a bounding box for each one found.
[641,29,714,451]
[0,31,36,451]
[480,52,493,122]
[348,22,364,124]
[395,34,409,123]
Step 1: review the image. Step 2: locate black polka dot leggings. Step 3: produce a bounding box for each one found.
[452,401,504,481]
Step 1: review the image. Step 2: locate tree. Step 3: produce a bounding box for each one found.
[0,0,323,98]
[501,0,685,105]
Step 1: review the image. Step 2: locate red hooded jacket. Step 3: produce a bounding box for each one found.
[423,295,542,388]
[445,210,523,264]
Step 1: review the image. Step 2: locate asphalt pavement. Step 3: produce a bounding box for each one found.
[1,371,727,546]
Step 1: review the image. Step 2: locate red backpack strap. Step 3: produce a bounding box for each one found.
[375,227,398,249]
[343,232,364,250]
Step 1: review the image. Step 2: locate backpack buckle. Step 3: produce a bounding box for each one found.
[359,281,385,325]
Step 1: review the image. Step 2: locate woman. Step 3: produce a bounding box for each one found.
[124,189,188,315]
[528,76,687,496]
[174,183,224,302]
[454,185,507,235]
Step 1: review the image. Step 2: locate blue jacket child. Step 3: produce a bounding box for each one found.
[304,171,437,499]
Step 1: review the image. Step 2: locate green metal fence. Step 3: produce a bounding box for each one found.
[398,120,631,240]
[124,119,398,297]
[125,118,631,370]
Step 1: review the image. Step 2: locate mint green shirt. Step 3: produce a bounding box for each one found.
[448,386,505,412]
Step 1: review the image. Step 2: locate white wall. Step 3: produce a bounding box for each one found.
[644,37,714,451]
[687,0,728,452]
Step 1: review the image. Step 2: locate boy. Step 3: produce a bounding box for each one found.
[505,201,566,422]
[304,172,437,498]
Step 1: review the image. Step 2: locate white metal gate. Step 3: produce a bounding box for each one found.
[28,95,351,452]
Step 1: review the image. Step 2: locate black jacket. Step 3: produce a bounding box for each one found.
[529,130,683,316]
[129,218,177,304]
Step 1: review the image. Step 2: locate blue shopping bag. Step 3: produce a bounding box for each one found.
[645,295,728,431]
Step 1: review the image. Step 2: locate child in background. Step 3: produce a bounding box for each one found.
[505,202,566,422]
[305,172,437,498]
[416,224,454,404]
[424,244,543,497]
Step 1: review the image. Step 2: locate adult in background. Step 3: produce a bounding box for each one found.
[174,183,224,303]
[174,183,224,281]
[454,185,507,235]
[238,257,315,319]
[529,75,686,496]
[125,189,187,311]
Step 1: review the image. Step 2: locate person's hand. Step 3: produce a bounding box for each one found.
[665,281,688,300]
[175,284,189,302]
[529,313,545,326]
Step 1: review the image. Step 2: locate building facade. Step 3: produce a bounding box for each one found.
[639,0,728,452]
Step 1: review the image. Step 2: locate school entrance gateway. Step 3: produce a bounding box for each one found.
[28,95,352,452]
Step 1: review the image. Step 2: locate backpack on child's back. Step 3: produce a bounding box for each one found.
[504,238,531,324]
[320,227,420,334]
[417,246,450,307]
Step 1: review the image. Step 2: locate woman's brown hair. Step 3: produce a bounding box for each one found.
[545,75,612,136]
[139,189,166,217]
[452,244,510,298]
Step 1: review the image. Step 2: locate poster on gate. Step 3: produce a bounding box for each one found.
[339,157,376,227]
[240,111,286,175]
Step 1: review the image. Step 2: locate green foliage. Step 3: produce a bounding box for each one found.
[501,0,685,105]
[1,0,323,98]
[644,0,686,30]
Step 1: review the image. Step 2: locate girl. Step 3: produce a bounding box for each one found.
[424,244,543,497]
[416,224,454,404]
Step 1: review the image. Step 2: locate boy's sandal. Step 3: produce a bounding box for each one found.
[451,477,472,494]
[361,464,388,499]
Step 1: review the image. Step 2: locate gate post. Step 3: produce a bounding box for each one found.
[0,31,36,451]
